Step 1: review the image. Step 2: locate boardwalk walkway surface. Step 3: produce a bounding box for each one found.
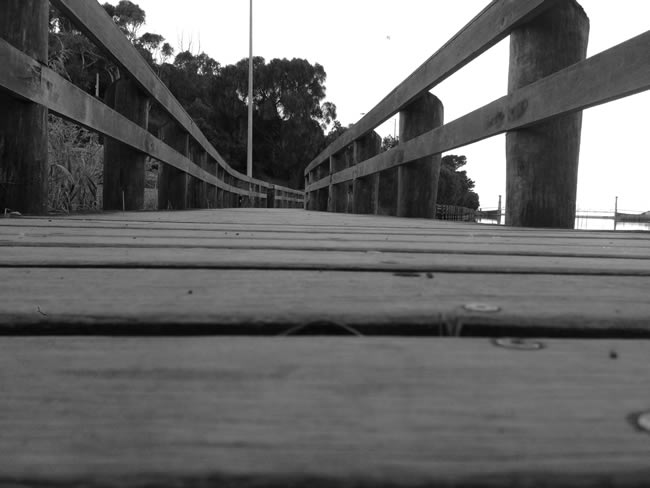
[2,208,650,334]
[2,209,650,487]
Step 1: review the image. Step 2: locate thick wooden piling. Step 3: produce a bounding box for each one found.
[103,79,149,211]
[187,143,207,209]
[397,93,444,219]
[0,0,48,214]
[157,124,188,210]
[352,132,382,214]
[328,148,351,213]
[506,0,589,228]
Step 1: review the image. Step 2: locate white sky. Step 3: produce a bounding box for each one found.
[134,0,649,211]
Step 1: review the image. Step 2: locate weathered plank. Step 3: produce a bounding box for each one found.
[304,0,562,175]
[1,338,649,486]
[1,268,650,333]
[3,247,650,276]
[307,31,650,191]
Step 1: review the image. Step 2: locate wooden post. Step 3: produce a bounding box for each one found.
[0,0,48,214]
[506,0,589,228]
[157,124,188,210]
[216,166,225,208]
[314,164,329,212]
[377,168,398,216]
[206,157,217,208]
[352,131,382,214]
[187,144,208,209]
[497,194,503,225]
[328,148,351,213]
[103,78,149,211]
[397,93,444,219]
[267,185,276,209]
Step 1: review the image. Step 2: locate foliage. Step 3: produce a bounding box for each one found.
[47,116,103,213]
[381,135,399,152]
[437,155,480,210]
[47,2,344,191]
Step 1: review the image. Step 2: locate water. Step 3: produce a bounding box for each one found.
[478,217,650,232]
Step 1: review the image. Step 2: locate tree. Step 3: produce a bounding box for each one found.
[437,155,480,209]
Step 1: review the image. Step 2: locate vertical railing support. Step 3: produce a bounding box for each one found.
[352,131,382,214]
[328,148,351,213]
[187,143,206,209]
[506,0,589,228]
[0,0,48,214]
[103,78,149,211]
[158,124,189,210]
[397,93,444,218]
[206,157,217,208]
[314,165,329,212]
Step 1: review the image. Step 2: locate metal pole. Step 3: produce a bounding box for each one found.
[247,0,254,178]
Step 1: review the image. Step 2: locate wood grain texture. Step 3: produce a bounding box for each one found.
[304,0,561,175]
[1,268,650,333]
[1,338,649,486]
[2,209,649,333]
[306,30,650,192]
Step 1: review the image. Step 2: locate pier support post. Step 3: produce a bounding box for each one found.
[506,0,589,228]
[187,144,207,208]
[397,93,444,218]
[103,79,149,211]
[0,0,48,214]
[328,148,351,213]
[315,165,329,212]
[352,132,382,214]
[158,124,188,210]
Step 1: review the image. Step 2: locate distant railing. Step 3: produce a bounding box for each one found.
[304,0,650,229]
[436,205,478,222]
[0,0,304,215]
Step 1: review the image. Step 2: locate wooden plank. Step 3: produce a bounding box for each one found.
[307,31,650,191]
[304,0,561,175]
[0,39,264,199]
[3,223,650,247]
[48,0,301,198]
[1,268,650,332]
[3,247,650,276]
[1,337,650,486]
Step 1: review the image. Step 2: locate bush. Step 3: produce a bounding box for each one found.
[48,116,103,213]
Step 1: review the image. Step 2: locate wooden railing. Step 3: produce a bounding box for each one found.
[0,0,304,215]
[304,0,650,228]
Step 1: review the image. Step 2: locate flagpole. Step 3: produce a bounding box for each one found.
[247,0,254,178]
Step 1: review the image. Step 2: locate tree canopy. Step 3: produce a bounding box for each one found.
[47,1,342,188]
[437,155,480,210]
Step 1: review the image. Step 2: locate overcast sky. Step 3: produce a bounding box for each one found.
[134,0,649,211]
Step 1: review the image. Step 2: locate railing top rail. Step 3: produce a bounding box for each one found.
[49,0,300,196]
[304,0,562,176]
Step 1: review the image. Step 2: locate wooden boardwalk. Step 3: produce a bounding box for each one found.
[2,208,650,335]
[2,209,650,486]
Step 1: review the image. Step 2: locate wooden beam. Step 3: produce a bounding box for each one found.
[0,0,48,214]
[351,131,381,214]
[103,78,148,211]
[304,0,562,176]
[506,0,590,228]
[397,93,444,218]
[306,31,650,192]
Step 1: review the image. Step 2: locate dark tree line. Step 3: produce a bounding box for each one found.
[48,1,341,189]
